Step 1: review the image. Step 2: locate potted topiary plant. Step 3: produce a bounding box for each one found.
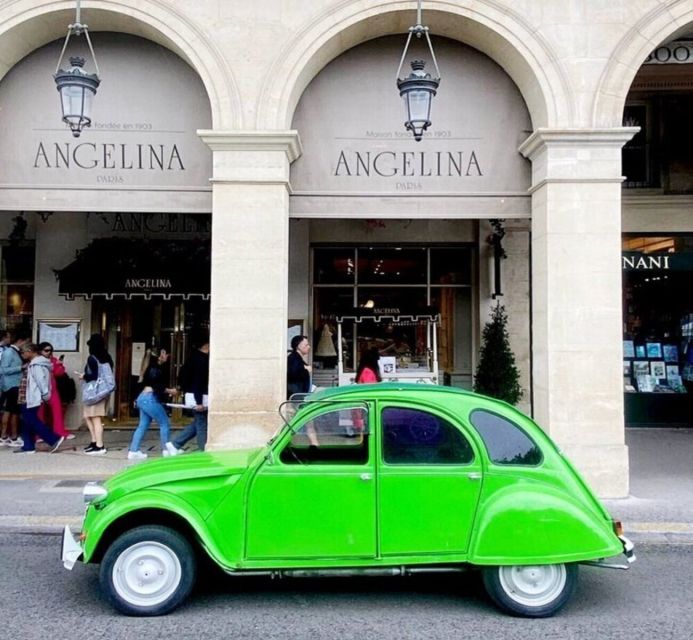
[474,303,522,405]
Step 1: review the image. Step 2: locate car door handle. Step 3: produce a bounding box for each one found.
[467,472,482,481]
[360,473,372,481]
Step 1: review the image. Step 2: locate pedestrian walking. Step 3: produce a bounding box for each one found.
[128,347,180,460]
[287,335,311,398]
[14,343,64,455]
[0,331,30,447]
[172,337,210,453]
[80,334,113,456]
[37,342,72,440]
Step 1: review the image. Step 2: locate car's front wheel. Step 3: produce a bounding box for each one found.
[100,525,197,616]
[482,563,577,617]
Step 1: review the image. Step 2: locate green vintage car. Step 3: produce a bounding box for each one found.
[62,384,634,618]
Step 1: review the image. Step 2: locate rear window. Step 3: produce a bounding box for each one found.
[469,409,543,466]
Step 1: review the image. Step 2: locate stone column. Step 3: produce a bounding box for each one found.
[519,128,637,498]
[198,131,302,449]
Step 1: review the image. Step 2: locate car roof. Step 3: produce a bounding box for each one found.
[309,383,490,403]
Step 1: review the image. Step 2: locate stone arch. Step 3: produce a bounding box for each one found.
[0,0,241,128]
[257,0,573,131]
[593,1,693,127]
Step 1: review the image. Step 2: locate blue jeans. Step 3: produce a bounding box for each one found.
[174,410,208,451]
[129,392,170,453]
[20,405,60,451]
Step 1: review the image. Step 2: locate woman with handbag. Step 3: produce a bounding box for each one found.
[80,334,114,456]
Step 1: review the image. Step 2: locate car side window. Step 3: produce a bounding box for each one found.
[280,407,369,465]
[382,407,474,465]
[470,409,543,465]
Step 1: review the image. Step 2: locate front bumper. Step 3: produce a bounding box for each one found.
[61,525,83,570]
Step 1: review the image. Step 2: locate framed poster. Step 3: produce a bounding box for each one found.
[636,375,655,393]
[635,344,646,358]
[379,356,397,375]
[650,360,666,379]
[623,361,631,376]
[633,361,650,377]
[36,320,80,352]
[662,344,678,362]
[666,364,680,378]
[622,340,635,358]
[646,342,662,358]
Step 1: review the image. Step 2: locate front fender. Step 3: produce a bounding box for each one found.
[469,480,623,565]
[81,489,227,567]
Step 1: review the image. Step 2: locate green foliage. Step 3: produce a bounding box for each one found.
[474,303,523,405]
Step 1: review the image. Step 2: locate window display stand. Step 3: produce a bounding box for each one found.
[335,307,440,386]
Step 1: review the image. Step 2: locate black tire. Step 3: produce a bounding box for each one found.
[99,525,197,616]
[482,563,578,618]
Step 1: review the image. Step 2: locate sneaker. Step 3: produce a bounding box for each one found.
[13,449,35,455]
[0,437,10,446]
[127,450,148,461]
[165,442,182,457]
[83,442,97,452]
[7,438,23,448]
[49,436,65,454]
[84,446,107,456]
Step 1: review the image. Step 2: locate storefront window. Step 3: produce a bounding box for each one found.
[312,246,473,388]
[622,234,693,425]
[0,242,35,333]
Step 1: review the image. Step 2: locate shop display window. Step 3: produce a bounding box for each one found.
[312,246,473,388]
[0,242,35,333]
[622,234,693,400]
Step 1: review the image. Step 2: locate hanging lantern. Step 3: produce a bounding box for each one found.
[395,0,441,141]
[53,1,101,137]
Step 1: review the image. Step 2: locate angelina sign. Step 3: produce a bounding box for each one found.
[0,34,212,212]
[290,37,531,216]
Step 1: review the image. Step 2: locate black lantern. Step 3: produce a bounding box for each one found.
[53,1,100,137]
[396,1,441,141]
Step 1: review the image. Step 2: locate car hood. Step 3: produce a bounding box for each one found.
[103,447,265,499]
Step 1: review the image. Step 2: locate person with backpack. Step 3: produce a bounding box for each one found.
[13,343,64,455]
[80,334,114,456]
[0,331,30,447]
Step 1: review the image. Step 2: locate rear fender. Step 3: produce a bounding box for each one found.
[468,482,623,565]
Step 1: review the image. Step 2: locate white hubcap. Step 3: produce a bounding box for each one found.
[112,541,182,607]
[498,564,567,607]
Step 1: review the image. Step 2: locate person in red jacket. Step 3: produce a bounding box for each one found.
[37,342,72,439]
[355,347,382,384]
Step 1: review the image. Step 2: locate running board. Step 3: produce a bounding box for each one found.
[223,566,468,579]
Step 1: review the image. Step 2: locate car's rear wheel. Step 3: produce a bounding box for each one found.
[482,563,577,617]
[100,525,197,616]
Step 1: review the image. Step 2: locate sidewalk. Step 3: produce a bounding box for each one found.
[1,425,692,544]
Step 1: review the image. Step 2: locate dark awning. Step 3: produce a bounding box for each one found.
[335,306,439,323]
[56,238,210,300]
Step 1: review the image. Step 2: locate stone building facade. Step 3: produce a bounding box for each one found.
[2,1,693,497]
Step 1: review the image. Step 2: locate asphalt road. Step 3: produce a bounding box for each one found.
[2,534,691,640]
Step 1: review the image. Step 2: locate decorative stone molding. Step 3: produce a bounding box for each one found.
[197,130,302,163]
[257,0,573,131]
[519,127,640,160]
[0,0,241,128]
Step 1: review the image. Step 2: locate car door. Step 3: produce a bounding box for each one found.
[245,404,376,560]
[377,403,483,556]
